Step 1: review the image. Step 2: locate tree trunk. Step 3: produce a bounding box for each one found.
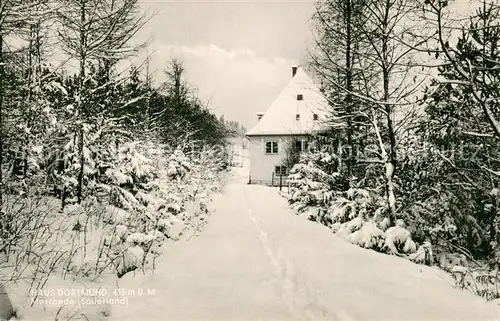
[24,25,35,180]
[384,78,398,226]
[76,0,86,204]
[0,33,4,209]
[382,0,397,226]
[345,0,354,179]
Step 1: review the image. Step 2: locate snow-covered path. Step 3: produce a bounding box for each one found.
[112,166,499,321]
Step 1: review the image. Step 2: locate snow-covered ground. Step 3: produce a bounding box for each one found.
[110,164,499,321]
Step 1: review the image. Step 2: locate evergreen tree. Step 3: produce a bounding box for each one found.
[422,0,500,257]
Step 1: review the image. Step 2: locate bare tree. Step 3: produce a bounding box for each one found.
[312,0,430,227]
[358,0,433,226]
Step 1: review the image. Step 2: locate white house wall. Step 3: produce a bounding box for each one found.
[248,135,306,184]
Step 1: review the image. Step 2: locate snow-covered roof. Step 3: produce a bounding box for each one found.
[246,67,331,136]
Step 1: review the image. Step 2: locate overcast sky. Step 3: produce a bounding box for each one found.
[134,0,317,130]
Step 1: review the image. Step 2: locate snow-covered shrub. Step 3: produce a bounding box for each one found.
[126,233,156,249]
[328,188,386,224]
[116,245,145,278]
[166,148,191,181]
[288,151,345,224]
[409,241,434,265]
[439,252,469,271]
[447,265,500,301]
[286,149,420,256]
[103,141,156,190]
[347,220,386,251]
[326,184,418,255]
[162,216,185,240]
[384,222,417,255]
[104,205,130,224]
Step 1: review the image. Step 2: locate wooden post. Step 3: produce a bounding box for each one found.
[271,172,274,187]
[279,173,283,191]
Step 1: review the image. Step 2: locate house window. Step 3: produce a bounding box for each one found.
[295,140,310,153]
[265,141,278,154]
[296,114,300,121]
[313,114,319,121]
[295,140,302,152]
[275,166,288,176]
[297,94,303,101]
[266,142,272,153]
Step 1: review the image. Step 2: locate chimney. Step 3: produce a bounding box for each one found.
[292,65,298,78]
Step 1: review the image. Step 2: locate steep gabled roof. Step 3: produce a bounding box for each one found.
[246,67,330,136]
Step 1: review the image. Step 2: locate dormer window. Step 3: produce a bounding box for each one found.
[297,94,303,101]
[296,114,300,121]
[313,114,318,121]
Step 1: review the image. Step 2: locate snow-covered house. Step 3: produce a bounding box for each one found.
[246,66,330,185]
